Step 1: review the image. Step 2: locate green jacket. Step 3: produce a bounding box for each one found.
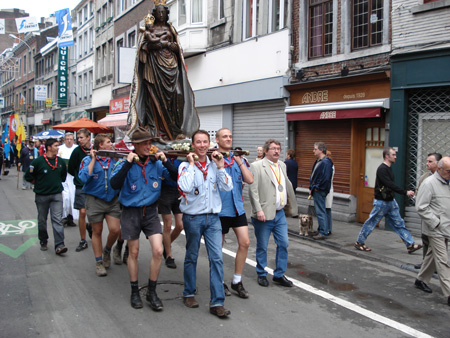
[68,146,90,188]
[25,155,67,195]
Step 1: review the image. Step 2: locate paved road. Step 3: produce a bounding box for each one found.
[0,169,448,338]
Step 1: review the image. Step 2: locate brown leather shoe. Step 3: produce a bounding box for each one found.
[183,296,199,308]
[209,306,231,318]
[313,234,326,240]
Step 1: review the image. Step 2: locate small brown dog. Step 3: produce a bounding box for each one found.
[299,214,313,236]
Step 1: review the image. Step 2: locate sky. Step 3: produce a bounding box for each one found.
[7,0,82,19]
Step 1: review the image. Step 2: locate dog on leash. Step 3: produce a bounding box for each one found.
[299,214,313,236]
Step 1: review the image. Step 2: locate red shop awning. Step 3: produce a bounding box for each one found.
[285,98,389,121]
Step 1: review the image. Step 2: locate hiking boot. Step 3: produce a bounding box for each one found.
[130,291,143,309]
[75,240,88,252]
[183,296,199,308]
[123,245,129,265]
[112,244,122,265]
[165,256,176,269]
[103,247,111,269]
[231,281,249,298]
[61,217,68,227]
[210,306,231,318]
[96,261,107,277]
[223,283,231,296]
[146,282,163,311]
[40,242,48,251]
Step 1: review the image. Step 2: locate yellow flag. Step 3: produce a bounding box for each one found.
[16,120,26,154]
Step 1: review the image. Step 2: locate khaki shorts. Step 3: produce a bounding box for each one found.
[85,194,121,223]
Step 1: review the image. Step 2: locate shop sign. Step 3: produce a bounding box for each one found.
[110,97,130,114]
[57,47,68,107]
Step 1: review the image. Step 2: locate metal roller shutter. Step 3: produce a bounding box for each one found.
[232,99,286,162]
[295,119,351,193]
[197,106,223,140]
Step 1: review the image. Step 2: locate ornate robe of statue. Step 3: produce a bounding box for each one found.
[127,12,200,140]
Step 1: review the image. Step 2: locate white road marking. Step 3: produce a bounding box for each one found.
[173,226,432,337]
[221,247,434,338]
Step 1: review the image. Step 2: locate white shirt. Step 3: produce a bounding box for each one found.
[266,159,287,210]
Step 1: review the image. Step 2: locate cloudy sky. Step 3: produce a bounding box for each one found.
[7,1,81,19]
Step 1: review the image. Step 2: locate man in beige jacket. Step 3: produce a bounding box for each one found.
[249,139,298,288]
[414,156,450,307]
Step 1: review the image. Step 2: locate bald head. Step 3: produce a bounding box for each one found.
[437,157,450,181]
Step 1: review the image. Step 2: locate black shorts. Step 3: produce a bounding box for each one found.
[158,185,181,215]
[120,203,162,240]
[220,213,248,234]
[74,187,86,210]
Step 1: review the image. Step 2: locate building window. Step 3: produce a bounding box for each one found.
[309,0,333,58]
[243,0,287,40]
[218,0,224,19]
[192,0,202,23]
[352,0,383,50]
[269,0,288,33]
[243,0,258,39]
[128,31,136,47]
[178,0,187,25]
[24,55,27,73]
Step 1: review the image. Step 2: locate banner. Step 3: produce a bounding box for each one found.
[2,123,10,160]
[15,17,39,34]
[9,114,18,141]
[35,85,48,101]
[57,47,68,107]
[55,9,74,48]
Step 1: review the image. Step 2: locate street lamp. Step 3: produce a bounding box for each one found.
[9,34,33,50]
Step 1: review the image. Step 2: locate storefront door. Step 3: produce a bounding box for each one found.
[355,122,386,223]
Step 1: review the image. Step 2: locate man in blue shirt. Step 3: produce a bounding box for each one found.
[178,130,233,318]
[309,142,333,240]
[216,128,253,299]
[110,127,177,311]
[78,134,121,277]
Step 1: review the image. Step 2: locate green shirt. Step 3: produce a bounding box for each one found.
[68,145,90,188]
[25,155,67,195]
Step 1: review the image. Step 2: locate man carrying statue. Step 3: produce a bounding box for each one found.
[127,0,200,140]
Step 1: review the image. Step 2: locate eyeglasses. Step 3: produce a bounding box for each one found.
[268,147,281,151]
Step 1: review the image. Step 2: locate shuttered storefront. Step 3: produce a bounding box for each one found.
[197,106,223,140]
[232,99,286,162]
[295,119,351,194]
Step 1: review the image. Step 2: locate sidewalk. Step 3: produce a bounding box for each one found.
[243,200,425,275]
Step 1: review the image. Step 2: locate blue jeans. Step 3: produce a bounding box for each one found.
[182,213,225,307]
[35,193,65,250]
[251,210,289,278]
[313,190,328,236]
[357,199,414,247]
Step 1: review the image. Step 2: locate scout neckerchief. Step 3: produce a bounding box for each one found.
[81,145,90,155]
[44,154,58,170]
[223,152,235,168]
[195,160,209,180]
[136,156,150,184]
[96,156,111,193]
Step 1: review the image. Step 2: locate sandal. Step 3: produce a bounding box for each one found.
[354,242,371,252]
[407,244,422,254]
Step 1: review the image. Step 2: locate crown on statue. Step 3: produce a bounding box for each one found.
[153,0,167,5]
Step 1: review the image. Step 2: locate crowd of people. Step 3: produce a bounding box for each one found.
[6,127,449,316]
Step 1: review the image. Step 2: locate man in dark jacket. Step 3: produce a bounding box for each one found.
[309,142,333,240]
[19,139,36,189]
[354,147,422,253]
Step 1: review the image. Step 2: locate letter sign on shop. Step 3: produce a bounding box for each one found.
[57,47,68,107]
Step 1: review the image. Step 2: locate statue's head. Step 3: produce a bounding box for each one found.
[152,5,170,22]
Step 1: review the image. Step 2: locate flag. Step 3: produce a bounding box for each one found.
[9,114,19,141]
[16,120,26,154]
[2,123,10,160]
[55,9,74,48]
